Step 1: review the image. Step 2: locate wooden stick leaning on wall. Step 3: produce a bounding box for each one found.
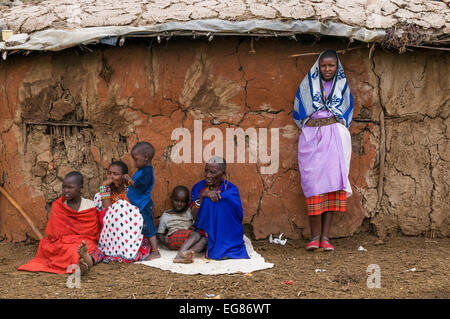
[0,185,44,240]
[376,111,386,212]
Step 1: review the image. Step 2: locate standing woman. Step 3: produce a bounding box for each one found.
[293,50,353,251]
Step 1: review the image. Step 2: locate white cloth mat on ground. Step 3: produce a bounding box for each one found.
[137,235,274,275]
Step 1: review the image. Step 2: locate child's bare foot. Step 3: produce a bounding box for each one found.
[144,249,161,261]
[78,258,89,276]
[185,250,195,261]
[173,250,194,264]
[77,241,93,275]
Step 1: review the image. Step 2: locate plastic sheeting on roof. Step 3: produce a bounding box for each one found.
[0,19,385,52]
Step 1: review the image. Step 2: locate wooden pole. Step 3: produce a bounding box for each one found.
[376,111,386,212]
[0,185,44,240]
[289,45,368,58]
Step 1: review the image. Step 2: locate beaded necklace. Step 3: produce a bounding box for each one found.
[198,182,222,196]
[111,184,128,202]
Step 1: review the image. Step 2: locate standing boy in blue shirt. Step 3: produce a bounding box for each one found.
[123,141,160,260]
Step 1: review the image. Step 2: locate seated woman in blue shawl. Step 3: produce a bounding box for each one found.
[173,156,249,263]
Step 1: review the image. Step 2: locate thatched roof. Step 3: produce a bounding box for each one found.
[0,0,449,52]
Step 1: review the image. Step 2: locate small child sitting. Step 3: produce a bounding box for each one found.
[157,186,199,263]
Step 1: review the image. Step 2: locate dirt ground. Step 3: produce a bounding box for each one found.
[0,233,448,299]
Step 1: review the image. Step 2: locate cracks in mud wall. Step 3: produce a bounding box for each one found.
[20,111,131,216]
[219,39,287,238]
[364,47,449,238]
[366,47,391,238]
[22,120,95,212]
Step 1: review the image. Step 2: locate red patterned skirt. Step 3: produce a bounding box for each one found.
[167,229,193,250]
[306,190,346,216]
[90,237,151,264]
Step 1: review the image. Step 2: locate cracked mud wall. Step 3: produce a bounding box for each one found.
[0,37,447,241]
[371,50,449,238]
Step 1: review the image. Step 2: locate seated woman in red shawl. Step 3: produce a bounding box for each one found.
[173,156,249,263]
[77,161,152,274]
[18,172,99,274]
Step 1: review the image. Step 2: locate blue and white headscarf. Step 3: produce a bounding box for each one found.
[293,51,353,128]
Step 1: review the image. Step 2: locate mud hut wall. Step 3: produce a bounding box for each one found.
[0,38,447,242]
[370,50,449,238]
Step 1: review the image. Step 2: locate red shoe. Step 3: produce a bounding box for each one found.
[306,239,320,251]
[320,239,335,251]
